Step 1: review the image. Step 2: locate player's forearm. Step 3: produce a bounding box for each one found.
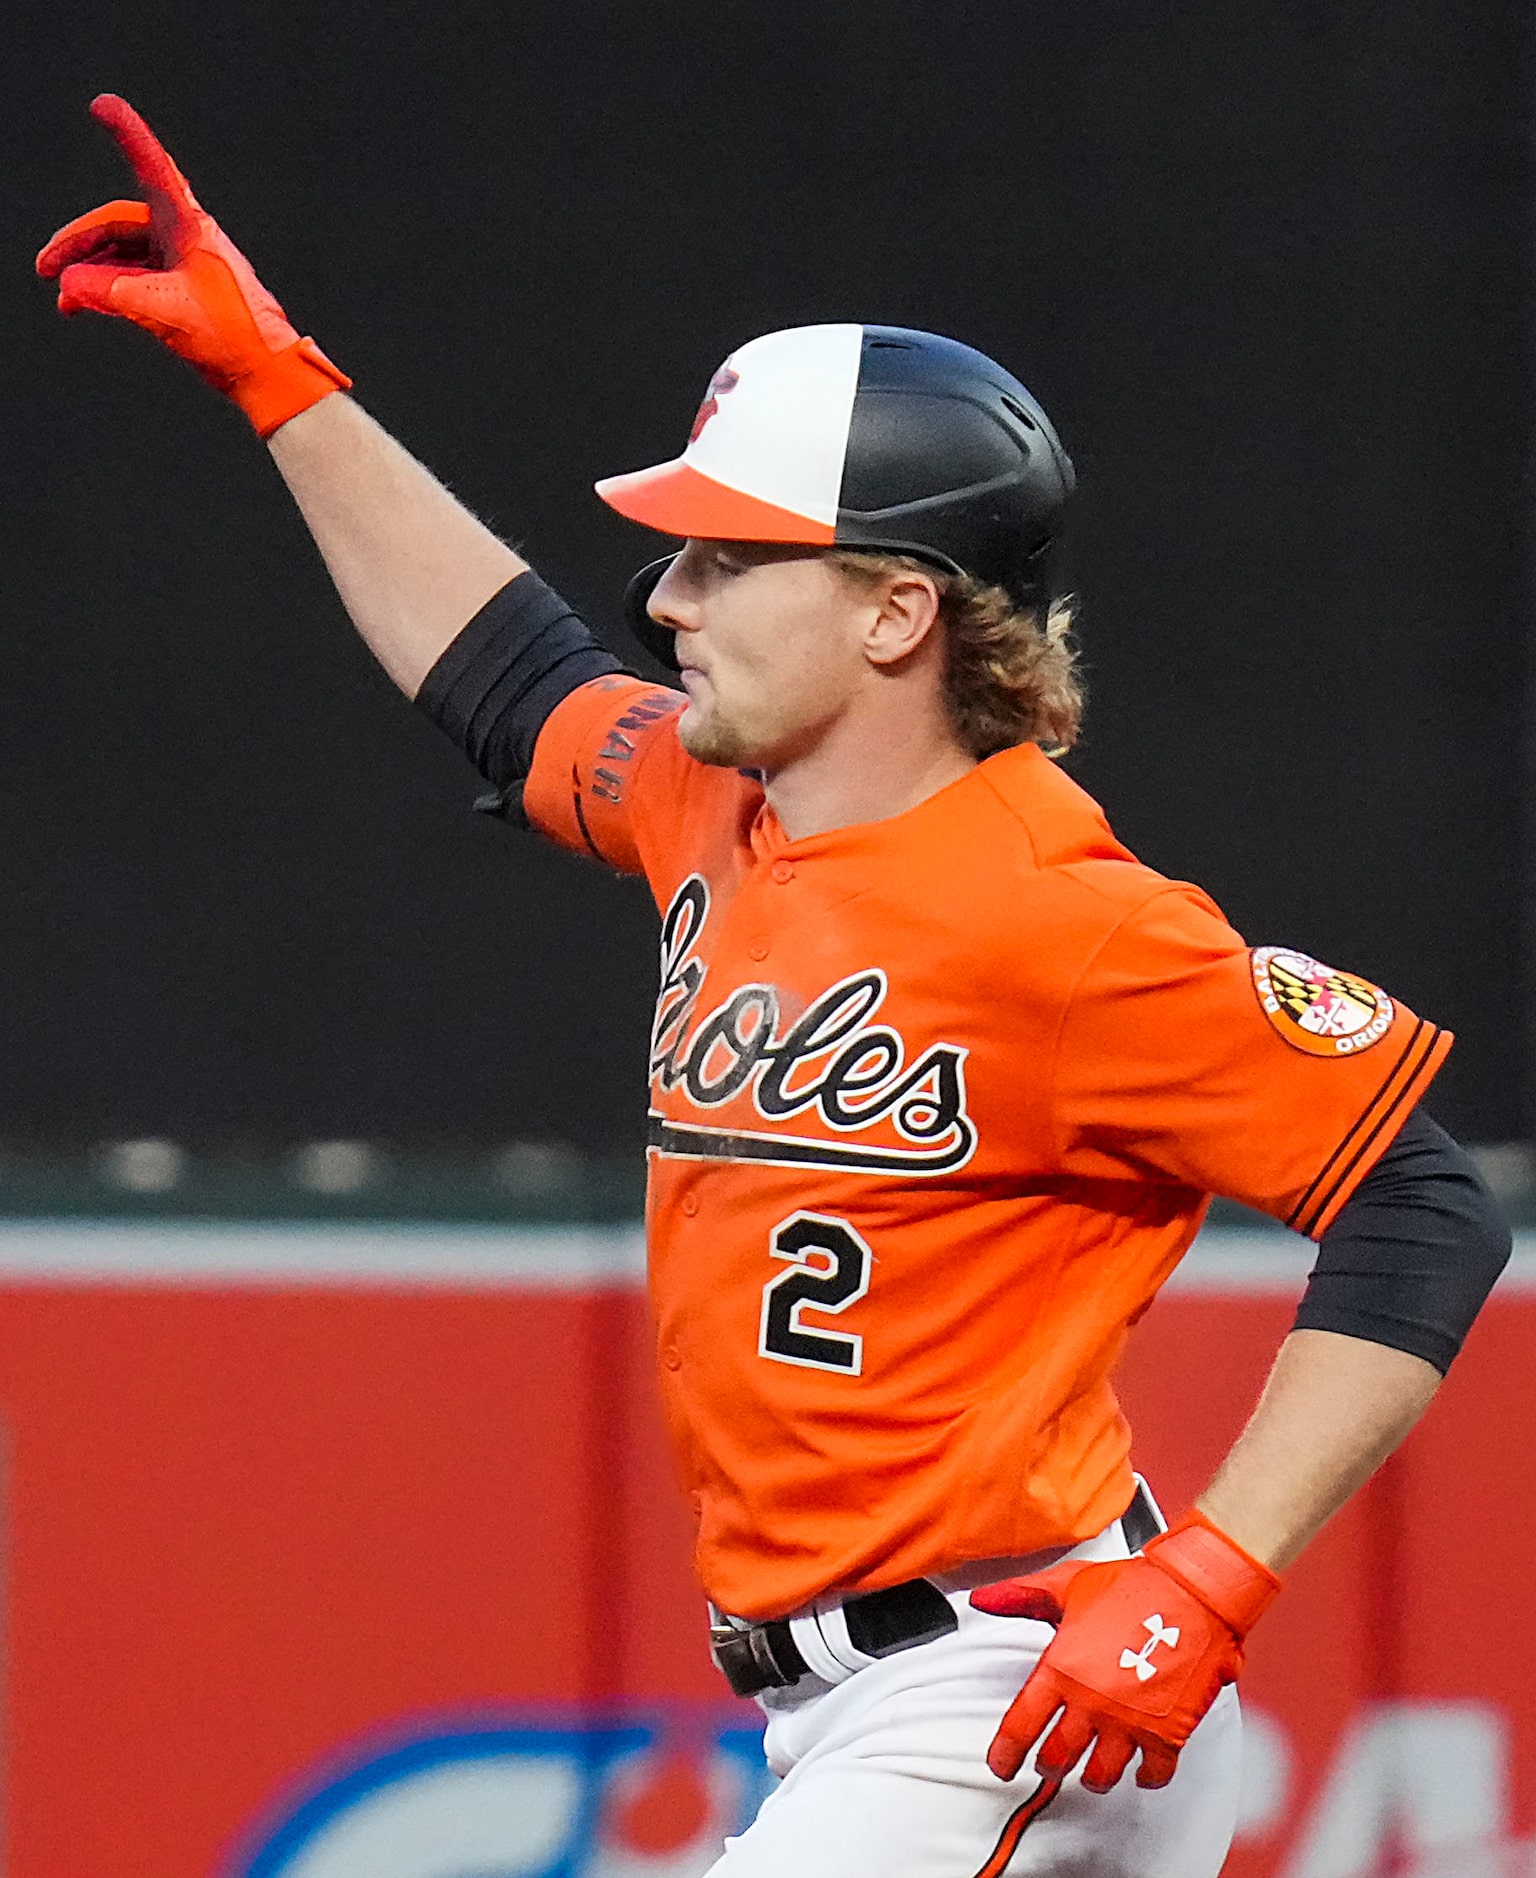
[267,395,529,697]
[1195,1327,1440,1572]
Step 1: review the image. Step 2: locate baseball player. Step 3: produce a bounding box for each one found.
[39,97,1510,1877]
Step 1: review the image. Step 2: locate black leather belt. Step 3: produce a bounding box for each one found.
[711,1576,958,1699]
[711,1482,1161,1700]
[1120,1481,1161,1555]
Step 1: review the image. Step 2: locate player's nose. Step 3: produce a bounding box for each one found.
[648,553,702,635]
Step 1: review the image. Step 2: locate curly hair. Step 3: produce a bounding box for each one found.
[827,551,1083,760]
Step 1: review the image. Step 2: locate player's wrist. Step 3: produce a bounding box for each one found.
[229,335,352,438]
[1142,1507,1281,1639]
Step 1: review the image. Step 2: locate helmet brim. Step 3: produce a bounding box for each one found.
[595,458,836,546]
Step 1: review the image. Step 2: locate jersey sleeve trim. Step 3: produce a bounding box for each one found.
[1286,1017,1453,1238]
[522,676,685,874]
[581,687,681,867]
[566,755,606,862]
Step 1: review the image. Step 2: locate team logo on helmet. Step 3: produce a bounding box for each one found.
[1250,947,1394,1057]
[689,363,740,443]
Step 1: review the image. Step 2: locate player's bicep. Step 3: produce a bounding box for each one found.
[413,567,632,808]
[408,564,686,873]
[1053,890,1452,1233]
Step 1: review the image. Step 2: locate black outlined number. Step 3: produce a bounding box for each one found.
[758,1212,872,1374]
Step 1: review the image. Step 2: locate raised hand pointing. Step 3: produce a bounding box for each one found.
[37,94,350,437]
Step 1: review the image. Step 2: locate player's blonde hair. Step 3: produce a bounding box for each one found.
[827,551,1083,760]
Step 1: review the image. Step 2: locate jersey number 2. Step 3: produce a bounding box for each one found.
[758,1212,872,1375]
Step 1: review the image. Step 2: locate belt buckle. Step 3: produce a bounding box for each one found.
[709,1616,805,1698]
[709,1621,763,1698]
[1121,1479,1164,1555]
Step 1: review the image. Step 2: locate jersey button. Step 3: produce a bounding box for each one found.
[681,1191,700,1217]
[771,859,795,884]
[748,939,769,961]
[664,1345,683,1371]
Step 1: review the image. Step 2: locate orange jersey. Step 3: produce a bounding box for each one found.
[524,675,1451,1620]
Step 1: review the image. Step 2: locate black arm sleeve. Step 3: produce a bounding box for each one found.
[1293,1106,1511,1374]
[414,571,624,816]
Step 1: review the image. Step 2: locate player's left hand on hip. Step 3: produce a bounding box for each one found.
[969,1509,1280,1793]
[36,93,349,437]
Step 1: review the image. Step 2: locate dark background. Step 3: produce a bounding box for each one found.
[3,0,1529,1157]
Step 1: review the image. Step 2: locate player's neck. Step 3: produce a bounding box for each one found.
[762,700,977,842]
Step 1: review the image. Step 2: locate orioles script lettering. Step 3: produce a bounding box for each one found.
[647,876,977,1175]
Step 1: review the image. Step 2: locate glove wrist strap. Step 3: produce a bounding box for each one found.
[233,335,353,438]
[1143,1508,1281,1638]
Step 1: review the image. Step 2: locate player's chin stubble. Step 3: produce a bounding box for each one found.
[677,703,756,770]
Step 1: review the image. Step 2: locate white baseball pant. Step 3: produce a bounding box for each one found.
[708,1510,1243,1877]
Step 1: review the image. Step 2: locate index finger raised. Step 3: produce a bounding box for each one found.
[89,94,202,239]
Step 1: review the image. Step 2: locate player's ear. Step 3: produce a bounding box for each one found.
[862,569,942,668]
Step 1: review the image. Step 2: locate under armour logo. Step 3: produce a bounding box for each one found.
[1120,1615,1181,1682]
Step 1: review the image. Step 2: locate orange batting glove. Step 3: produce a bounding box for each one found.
[36,94,350,438]
[969,1509,1280,1793]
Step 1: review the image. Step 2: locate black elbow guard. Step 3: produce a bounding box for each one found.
[415,571,624,814]
[1293,1107,1512,1374]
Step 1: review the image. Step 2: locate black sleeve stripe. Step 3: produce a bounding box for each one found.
[1302,1023,1444,1235]
[1285,1019,1426,1231]
[569,761,606,863]
[1292,1056,1428,1239]
[1288,1022,1443,1238]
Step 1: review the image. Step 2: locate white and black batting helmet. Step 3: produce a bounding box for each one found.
[595,323,1075,670]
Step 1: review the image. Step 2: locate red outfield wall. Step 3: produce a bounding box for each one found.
[0,1222,1527,1877]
